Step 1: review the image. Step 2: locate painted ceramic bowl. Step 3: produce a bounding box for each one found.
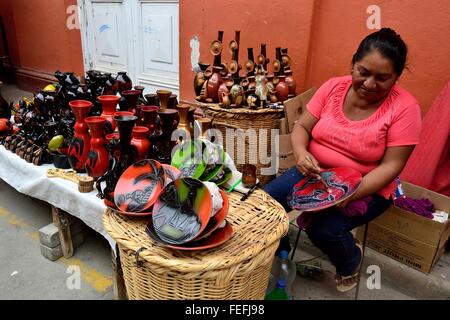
[195,190,229,240]
[171,139,208,179]
[287,167,362,212]
[146,219,233,251]
[104,199,153,217]
[199,142,226,181]
[209,164,233,186]
[162,164,182,186]
[114,159,166,213]
[152,177,212,245]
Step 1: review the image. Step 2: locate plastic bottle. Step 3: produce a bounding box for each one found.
[265,279,289,300]
[266,250,296,299]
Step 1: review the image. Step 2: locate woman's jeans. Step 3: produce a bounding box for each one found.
[264,166,392,276]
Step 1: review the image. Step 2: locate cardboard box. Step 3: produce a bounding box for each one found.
[356,182,450,273]
[283,87,316,133]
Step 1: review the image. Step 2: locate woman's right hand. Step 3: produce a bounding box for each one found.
[295,150,321,178]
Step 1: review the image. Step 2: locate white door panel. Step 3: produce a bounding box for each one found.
[79,0,179,94]
[134,1,179,94]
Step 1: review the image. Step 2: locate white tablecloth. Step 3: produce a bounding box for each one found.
[0,145,115,249]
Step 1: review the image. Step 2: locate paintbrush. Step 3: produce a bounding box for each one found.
[240,183,259,201]
[227,177,242,194]
[305,155,331,193]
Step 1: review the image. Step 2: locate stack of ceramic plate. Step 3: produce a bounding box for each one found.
[170,139,233,186]
[146,177,232,250]
[104,159,181,217]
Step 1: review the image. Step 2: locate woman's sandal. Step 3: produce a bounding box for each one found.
[336,241,364,292]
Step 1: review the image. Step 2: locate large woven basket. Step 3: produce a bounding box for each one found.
[193,102,284,186]
[103,189,288,300]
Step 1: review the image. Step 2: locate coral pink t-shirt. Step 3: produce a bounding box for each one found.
[306,76,422,199]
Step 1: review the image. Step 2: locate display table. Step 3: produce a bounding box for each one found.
[103,189,288,300]
[0,145,115,249]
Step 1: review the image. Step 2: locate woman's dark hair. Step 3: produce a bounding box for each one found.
[352,28,408,76]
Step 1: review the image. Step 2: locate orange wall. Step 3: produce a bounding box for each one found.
[180,0,450,114]
[2,0,449,113]
[306,0,450,114]
[180,0,316,102]
[1,0,84,77]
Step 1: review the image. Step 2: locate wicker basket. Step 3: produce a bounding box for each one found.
[193,102,284,186]
[103,189,288,300]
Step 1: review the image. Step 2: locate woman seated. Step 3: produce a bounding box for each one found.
[264,28,422,292]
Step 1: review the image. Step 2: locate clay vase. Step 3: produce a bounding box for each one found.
[206,66,223,103]
[149,109,179,164]
[269,90,278,103]
[218,78,230,104]
[105,132,120,160]
[194,62,210,97]
[97,115,137,203]
[67,100,93,172]
[144,93,159,106]
[221,92,231,108]
[188,106,196,133]
[230,83,245,107]
[0,118,11,135]
[115,72,132,93]
[275,76,289,102]
[85,116,109,178]
[168,94,178,109]
[285,70,297,96]
[113,111,134,122]
[156,89,172,112]
[140,105,159,135]
[98,95,120,132]
[131,126,151,162]
[196,117,212,139]
[134,86,147,105]
[175,104,194,142]
[121,90,141,114]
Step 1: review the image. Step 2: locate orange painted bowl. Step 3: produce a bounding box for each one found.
[104,199,153,218]
[146,219,232,251]
[161,164,182,186]
[151,177,212,245]
[114,159,166,213]
[195,189,229,241]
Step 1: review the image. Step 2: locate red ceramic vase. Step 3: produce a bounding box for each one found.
[85,116,109,178]
[68,100,93,172]
[206,66,223,102]
[217,81,229,104]
[98,95,120,132]
[285,70,297,96]
[0,118,11,135]
[131,126,150,162]
[140,105,159,135]
[275,75,289,102]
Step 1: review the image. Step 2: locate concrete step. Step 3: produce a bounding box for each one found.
[287,225,450,300]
